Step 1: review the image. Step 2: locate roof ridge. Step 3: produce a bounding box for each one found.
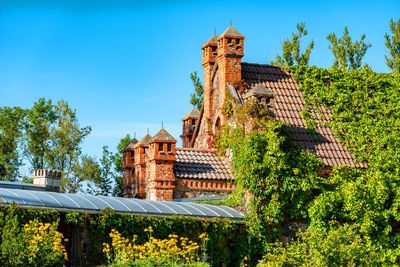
[241,62,288,69]
[177,147,216,153]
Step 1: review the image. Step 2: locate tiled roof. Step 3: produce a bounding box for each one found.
[183,108,200,120]
[174,148,232,180]
[122,138,138,151]
[205,34,218,44]
[241,62,364,168]
[220,26,243,37]
[152,129,176,142]
[135,134,152,147]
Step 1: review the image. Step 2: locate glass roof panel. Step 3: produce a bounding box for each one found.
[116,198,148,214]
[147,200,177,215]
[13,190,45,206]
[47,192,81,209]
[159,201,191,215]
[67,194,100,211]
[0,188,243,220]
[0,188,26,205]
[95,195,130,212]
[33,191,64,208]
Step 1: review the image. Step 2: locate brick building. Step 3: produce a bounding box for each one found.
[123,25,362,201]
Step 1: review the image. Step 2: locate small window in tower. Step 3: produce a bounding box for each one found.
[158,143,164,152]
[191,119,196,125]
[167,143,172,152]
[131,151,135,162]
[228,38,232,45]
[212,46,217,54]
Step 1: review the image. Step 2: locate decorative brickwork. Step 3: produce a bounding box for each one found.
[145,129,177,201]
[194,26,245,149]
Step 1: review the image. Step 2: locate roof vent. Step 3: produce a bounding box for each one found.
[33,169,62,192]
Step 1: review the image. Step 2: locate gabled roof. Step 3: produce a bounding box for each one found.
[152,129,176,142]
[241,62,365,168]
[183,108,200,120]
[174,148,232,180]
[135,134,152,147]
[220,26,243,37]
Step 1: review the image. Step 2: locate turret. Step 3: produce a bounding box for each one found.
[146,129,176,201]
[180,108,200,148]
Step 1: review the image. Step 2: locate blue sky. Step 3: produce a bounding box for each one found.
[0,0,399,168]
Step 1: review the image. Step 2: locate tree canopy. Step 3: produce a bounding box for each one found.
[271,22,314,67]
[385,18,400,72]
[327,26,371,70]
[189,71,204,110]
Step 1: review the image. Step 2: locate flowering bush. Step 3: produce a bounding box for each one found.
[103,226,210,265]
[23,219,68,264]
[0,210,68,266]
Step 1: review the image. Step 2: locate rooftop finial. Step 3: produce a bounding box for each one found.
[230,19,232,26]
[162,121,164,129]
[214,28,216,35]
[134,132,136,139]
[147,128,149,134]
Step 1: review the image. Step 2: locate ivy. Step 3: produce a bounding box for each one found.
[214,66,400,264]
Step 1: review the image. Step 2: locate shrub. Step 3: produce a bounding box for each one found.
[104,227,210,266]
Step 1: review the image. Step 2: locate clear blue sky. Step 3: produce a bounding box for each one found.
[0,0,399,166]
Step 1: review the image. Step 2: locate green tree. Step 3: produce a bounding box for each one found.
[46,100,91,192]
[93,146,114,196]
[0,107,25,181]
[24,98,57,170]
[113,134,132,197]
[189,71,204,110]
[385,18,400,72]
[327,26,371,70]
[271,22,314,66]
[70,155,99,194]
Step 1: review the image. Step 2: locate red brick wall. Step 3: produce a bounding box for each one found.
[134,146,147,198]
[195,33,245,149]
[146,140,176,201]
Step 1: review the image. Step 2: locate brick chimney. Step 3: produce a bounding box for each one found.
[133,134,152,199]
[122,138,138,198]
[33,169,62,192]
[216,26,244,124]
[202,34,218,121]
[180,108,200,148]
[146,128,176,201]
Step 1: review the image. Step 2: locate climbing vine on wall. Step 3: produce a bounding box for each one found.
[215,67,400,264]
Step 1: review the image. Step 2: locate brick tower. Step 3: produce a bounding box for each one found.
[201,34,218,122]
[146,129,177,201]
[133,134,152,199]
[122,137,138,198]
[180,108,200,148]
[216,26,244,125]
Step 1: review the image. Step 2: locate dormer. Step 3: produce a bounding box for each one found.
[244,84,274,109]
